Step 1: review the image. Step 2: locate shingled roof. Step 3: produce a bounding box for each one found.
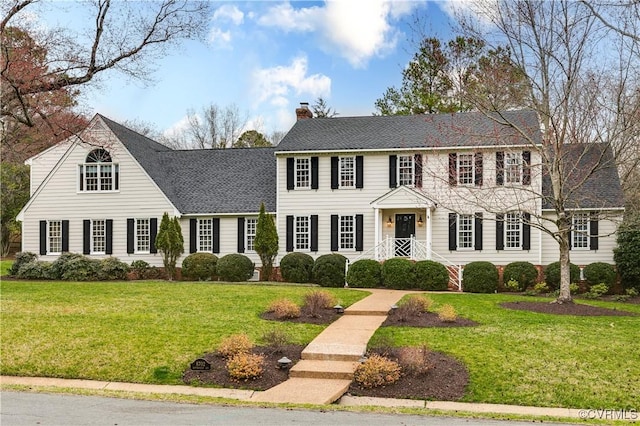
[276,109,542,152]
[99,115,276,214]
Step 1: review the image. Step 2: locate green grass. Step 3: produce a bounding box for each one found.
[1,260,13,276]
[0,281,366,384]
[370,293,640,409]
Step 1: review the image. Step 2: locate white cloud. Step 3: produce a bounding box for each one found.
[208,4,245,48]
[437,0,497,27]
[208,28,232,45]
[162,115,192,139]
[213,4,244,25]
[256,1,420,68]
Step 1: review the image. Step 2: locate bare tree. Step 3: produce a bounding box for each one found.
[168,103,248,149]
[311,97,339,118]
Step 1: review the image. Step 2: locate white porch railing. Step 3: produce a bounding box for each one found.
[346,236,462,291]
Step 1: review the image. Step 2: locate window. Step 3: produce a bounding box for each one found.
[295,158,310,188]
[339,157,355,188]
[457,215,474,249]
[136,219,150,253]
[198,218,213,252]
[505,152,522,184]
[573,213,589,249]
[246,218,257,251]
[505,212,522,249]
[398,155,414,186]
[48,220,62,254]
[79,149,119,192]
[458,154,474,186]
[295,216,310,250]
[92,219,106,254]
[340,215,355,250]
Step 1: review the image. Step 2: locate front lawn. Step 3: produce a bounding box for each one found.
[1,260,13,276]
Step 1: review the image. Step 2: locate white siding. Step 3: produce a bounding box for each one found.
[28,140,75,195]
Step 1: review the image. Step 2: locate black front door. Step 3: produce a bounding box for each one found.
[395,214,415,256]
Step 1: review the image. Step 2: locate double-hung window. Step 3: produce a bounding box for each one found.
[295,158,310,189]
[295,216,310,250]
[457,154,474,186]
[136,219,150,253]
[48,220,63,254]
[572,213,589,249]
[92,219,106,254]
[398,155,414,186]
[246,218,257,251]
[457,215,474,249]
[340,215,355,250]
[198,218,213,252]
[79,149,119,192]
[505,152,522,184]
[339,157,355,188]
[505,212,522,249]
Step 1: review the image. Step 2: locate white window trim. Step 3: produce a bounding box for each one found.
[295,157,311,190]
[135,218,151,254]
[572,213,590,250]
[339,156,356,189]
[504,212,522,250]
[197,218,213,252]
[339,215,356,251]
[457,154,475,186]
[294,215,311,251]
[457,214,474,250]
[91,219,106,255]
[78,163,120,193]
[397,155,415,187]
[505,152,523,185]
[246,218,257,252]
[48,220,63,255]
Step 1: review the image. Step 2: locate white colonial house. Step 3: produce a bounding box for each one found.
[17,105,624,286]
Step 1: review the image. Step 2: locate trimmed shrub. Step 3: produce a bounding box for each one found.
[394,295,432,322]
[303,290,337,317]
[381,258,416,289]
[346,259,382,288]
[49,253,99,281]
[98,257,130,280]
[279,252,314,283]
[216,254,254,282]
[583,262,616,287]
[312,253,347,287]
[503,261,538,291]
[218,334,253,358]
[9,252,38,275]
[16,261,52,279]
[266,299,301,319]
[130,260,151,277]
[544,261,580,290]
[583,283,609,299]
[181,253,218,281]
[260,329,291,354]
[354,354,401,389]
[397,346,433,376]
[462,261,498,293]
[226,353,264,381]
[614,215,640,291]
[438,304,458,322]
[415,260,449,291]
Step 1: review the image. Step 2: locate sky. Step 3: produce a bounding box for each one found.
[30,1,462,138]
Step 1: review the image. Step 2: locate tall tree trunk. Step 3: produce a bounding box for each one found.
[556,214,573,304]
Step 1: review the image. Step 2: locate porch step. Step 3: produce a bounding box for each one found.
[301,345,364,362]
[289,360,360,380]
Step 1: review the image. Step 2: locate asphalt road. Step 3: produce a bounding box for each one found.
[1,391,570,426]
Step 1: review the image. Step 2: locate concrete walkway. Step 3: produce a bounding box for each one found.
[250,289,415,404]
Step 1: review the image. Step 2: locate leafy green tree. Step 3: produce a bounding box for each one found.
[0,163,30,256]
[155,213,184,280]
[233,130,271,148]
[311,97,339,118]
[254,202,278,281]
[614,214,640,291]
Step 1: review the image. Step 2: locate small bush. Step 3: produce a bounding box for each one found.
[16,261,52,279]
[415,260,449,291]
[504,279,520,292]
[353,354,401,389]
[544,261,580,290]
[532,282,549,294]
[181,253,218,281]
[98,257,130,280]
[626,288,639,297]
[312,254,347,287]
[396,346,433,376]
[260,329,291,354]
[583,283,609,299]
[612,295,631,302]
[570,282,580,293]
[218,334,253,358]
[394,295,433,322]
[583,262,617,287]
[438,304,458,322]
[226,352,264,381]
[9,252,38,275]
[302,290,337,318]
[130,260,150,277]
[503,261,538,291]
[49,253,100,281]
[381,258,416,289]
[216,254,254,282]
[279,252,314,283]
[346,259,381,288]
[267,299,301,319]
[462,261,498,293]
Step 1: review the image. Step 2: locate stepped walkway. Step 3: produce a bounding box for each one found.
[250,289,415,405]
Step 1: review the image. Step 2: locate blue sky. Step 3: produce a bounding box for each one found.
[34,1,460,137]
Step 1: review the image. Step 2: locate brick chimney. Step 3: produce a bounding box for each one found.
[295,102,313,120]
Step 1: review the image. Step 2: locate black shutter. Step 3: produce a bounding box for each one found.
[522,213,531,250]
[414,153,423,188]
[115,165,119,191]
[449,153,457,186]
[310,215,318,251]
[106,219,113,255]
[62,220,69,252]
[213,218,220,253]
[127,218,135,254]
[474,152,483,186]
[355,214,364,251]
[311,157,319,189]
[331,215,339,251]
[448,213,457,251]
[286,215,294,252]
[522,151,531,185]
[496,214,504,250]
[474,212,483,251]
[83,219,91,254]
[39,220,47,255]
[237,217,245,253]
[286,158,294,190]
[496,151,504,185]
[79,166,83,191]
[590,212,599,250]
[331,157,339,189]
[150,218,158,254]
[356,156,364,188]
[389,155,397,188]
[189,218,197,253]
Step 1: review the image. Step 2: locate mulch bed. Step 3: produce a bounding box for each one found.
[260,307,340,324]
[501,301,638,316]
[382,311,478,328]
[183,345,304,391]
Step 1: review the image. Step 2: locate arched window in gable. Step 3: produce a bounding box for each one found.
[79,148,119,192]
